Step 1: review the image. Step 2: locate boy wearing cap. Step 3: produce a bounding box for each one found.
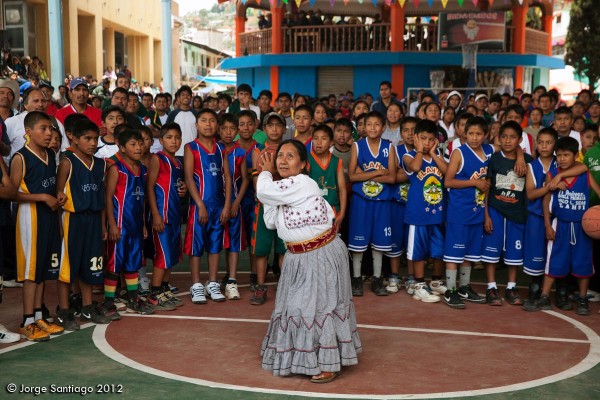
[55,78,103,128]
[474,93,493,125]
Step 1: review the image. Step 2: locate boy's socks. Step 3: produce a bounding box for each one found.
[531,275,543,286]
[352,252,364,278]
[372,249,383,278]
[138,266,147,279]
[459,265,472,287]
[227,279,237,284]
[22,314,35,327]
[507,282,516,290]
[487,282,497,290]
[34,308,42,321]
[124,273,139,298]
[446,270,457,291]
[104,278,118,299]
[151,286,162,294]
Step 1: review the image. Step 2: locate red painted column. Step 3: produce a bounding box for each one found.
[512,3,529,90]
[390,2,405,98]
[235,16,246,57]
[543,14,553,56]
[270,4,284,101]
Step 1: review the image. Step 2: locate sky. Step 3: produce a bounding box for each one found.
[177,0,219,16]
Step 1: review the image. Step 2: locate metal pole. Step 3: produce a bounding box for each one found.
[161,0,173,94]
[48,0,65,91]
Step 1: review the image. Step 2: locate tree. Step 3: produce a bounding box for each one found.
[565,0,600,92]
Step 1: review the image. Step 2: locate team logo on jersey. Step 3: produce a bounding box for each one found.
[399,183,409,202]
[423,176,443,205]
[209,162,219,176]
[131,186,144,201]
[475,187,485,207]
[362,181,383,198]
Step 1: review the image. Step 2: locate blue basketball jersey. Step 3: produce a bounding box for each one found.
[241,141,263,205]
[186,139,226,208]
[527,157,556,216]
[62,152,105,213]
[154,151,182,224]
[352,138,393,201]
[393,144,411,203]
[549,168,590,222]
[226,143,246,201]
[15,146,57,198]
[447,143,494,224]
[112,160,146,236]
[404,150,446,225]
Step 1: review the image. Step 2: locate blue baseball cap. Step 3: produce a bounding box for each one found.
[69,78,88,90]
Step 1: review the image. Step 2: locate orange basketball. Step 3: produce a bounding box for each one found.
[582,206,600,240]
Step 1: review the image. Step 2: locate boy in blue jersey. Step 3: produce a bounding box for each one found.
[10,111,66,341]
[348,111,397,296]
[56,119,111,328]
[443,117,526,309]
[220,113,249,300]
[482,121,534,306]
[146,122,187,311]
[402,120,448,303]
[236,110,264,290]
[184,109,232,304]
[104,129,154,316]
[526,137,600,315]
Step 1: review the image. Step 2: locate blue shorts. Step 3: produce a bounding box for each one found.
[387,201,405,257]
[241,199,256,247]
[224,211,246,253]
[153,223,182,269]
[546,219,594,278]
[443,222,484,264]
[406,224,445,261]
[481,207,525,266]
[184,205,224,257]
[107,234,143,274]
[524,213,546,276]
[59,212,104,285]
[348,196,392,252]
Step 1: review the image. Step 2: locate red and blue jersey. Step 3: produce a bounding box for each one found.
[154,151,182,224]
[242,141,263,205]
[112,160,146,236]
[186,138,226,208]
[226,143,245,201]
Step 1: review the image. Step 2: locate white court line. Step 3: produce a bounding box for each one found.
[93,310,600,399]
[118,313,590,344]
[0,323,94,356]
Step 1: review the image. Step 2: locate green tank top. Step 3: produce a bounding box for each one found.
[308,153,340,209]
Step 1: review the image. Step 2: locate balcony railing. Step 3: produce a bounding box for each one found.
[238,23,549,56]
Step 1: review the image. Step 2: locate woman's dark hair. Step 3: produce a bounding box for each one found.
[276,139,309,175]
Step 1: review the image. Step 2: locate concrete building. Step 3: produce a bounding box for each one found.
[180,38,229,82]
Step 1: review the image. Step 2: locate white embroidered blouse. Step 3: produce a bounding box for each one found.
[257,171,334,243]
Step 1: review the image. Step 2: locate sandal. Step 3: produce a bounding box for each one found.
[310,371,339,383]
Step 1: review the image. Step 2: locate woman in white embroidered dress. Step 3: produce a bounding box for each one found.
[257,139,361,384]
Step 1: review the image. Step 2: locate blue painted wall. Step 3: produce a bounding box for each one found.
[404,65,433,98]
[237,67,272,95]
[279,67,318,98]
[354,66,391,98]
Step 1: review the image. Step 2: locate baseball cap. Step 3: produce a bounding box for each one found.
[474,94,488,102]
[69,78,88,90]
[263,112,286,127]
[0,79,20,109]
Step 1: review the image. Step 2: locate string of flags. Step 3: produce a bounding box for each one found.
[235,0,552,7]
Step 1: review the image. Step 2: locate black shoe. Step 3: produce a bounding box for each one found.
[444,289,465,309]
[69,293,82,317]
[486,288,502,306]
[371,276,388,296]
[80,303,112,324]
[555,287,572,310]
[527,282,541,303]
[41,303,53,323]
[55,307,80,331]
[458,285,485,303]
[249,273,258,292]
[522,294,552,312]
[220,273,230,292]
[576,298,590,316]
[351,277,363,297]
[504,288,523,305]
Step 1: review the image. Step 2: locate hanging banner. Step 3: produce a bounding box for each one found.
[437,11,506,51]
[441,0,449,8]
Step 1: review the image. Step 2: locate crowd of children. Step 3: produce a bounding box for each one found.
[1,79,600,345]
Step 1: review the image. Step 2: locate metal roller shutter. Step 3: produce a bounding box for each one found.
[317,67,353,98]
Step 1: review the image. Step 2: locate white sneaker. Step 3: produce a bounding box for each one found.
[429,280,448,296]
[138,277,151,295]
[225,283,241,300]
[412,283,441,303]
[114,298,127,311]
[386,277,401,293]
[0,324,20,343]
[190,283,207,304]
[3,279,23,288]
[205,281,225,302]
[405,280,417,295]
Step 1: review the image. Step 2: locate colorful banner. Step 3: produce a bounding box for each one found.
[437,11,506,51]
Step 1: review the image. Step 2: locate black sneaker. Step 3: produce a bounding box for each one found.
[527,281,541,303]
[458,285,485,303]
[55,307,80,331]
[249,274,258,292]
[101,301,121,321]
[351,277,363,297]
[41,303,53,323]
[555,287,572,310]
[80,303,112,324]
[576,298,590,316]
[486,288,502,306]
[522,294,552,312]
[250,285,268,306]
[69,293,82,317]
[444,289,465,309]
[504,288,523,306]
[126,298,155,315]
[371,276,388,296]
[220,273,230,292]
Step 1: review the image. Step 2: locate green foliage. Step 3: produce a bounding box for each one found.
[565,0,600,92]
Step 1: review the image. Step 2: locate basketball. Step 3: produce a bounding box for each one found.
[582,206,600,240]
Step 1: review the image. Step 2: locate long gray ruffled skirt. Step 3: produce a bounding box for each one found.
[261,236,362,376]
